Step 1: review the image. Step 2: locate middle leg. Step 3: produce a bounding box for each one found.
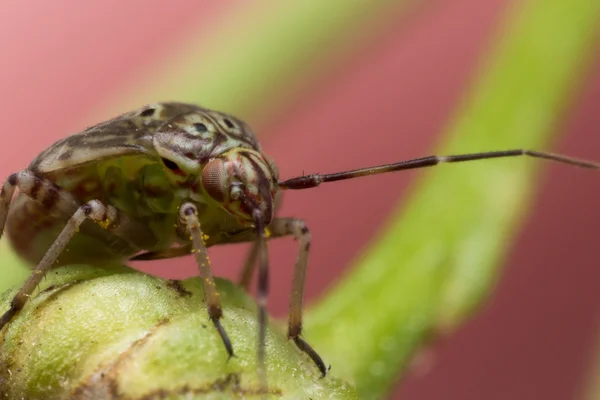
[266,218,327,377]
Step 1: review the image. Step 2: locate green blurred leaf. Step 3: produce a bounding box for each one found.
[114,1,420,121]
[0,242,28,292]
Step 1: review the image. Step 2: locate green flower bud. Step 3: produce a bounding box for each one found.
[0,265,357,399]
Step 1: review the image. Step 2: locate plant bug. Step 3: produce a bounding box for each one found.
[0,102,599,385]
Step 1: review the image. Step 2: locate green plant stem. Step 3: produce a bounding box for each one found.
[305,0,600,398]
[112,1,421,122]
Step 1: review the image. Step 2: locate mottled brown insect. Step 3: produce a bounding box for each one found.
[1,102,599,385]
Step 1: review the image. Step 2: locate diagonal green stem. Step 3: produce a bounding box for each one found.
[110,1,421,122]
[304,0,600,398]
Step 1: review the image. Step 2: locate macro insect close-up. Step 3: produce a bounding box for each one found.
[1,101,599,389]
[1,2,600,400]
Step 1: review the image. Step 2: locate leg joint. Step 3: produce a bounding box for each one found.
[288,323,302,339]
[82,200,109,221]
[10,295,26,309]
[284,219,311,240]
[179,203,197,220]
[208,304,223,320]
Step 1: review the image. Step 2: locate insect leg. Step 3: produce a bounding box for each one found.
[238,190,282,290]
[252,208,270,389]
[268,218,327,377]
[226,216,327,377]
[238,241,260,290]
[0,199,116,331]
[179,202,234,359]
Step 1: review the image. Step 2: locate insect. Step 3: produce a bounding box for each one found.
[0,102,599,384]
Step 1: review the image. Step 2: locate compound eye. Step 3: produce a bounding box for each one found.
[202,159,227,202]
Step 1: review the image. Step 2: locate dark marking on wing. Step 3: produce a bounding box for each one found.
[29,102,261,174]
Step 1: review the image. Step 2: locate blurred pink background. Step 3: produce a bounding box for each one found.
[1,1,599,399]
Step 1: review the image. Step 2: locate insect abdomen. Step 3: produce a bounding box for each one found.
[7,156,180,267]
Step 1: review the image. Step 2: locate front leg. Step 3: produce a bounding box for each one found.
[268,218,327,377]
[238,190,283,290]
[178,202,234,359]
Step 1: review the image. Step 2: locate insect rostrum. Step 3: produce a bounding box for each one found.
[1,102,599,391]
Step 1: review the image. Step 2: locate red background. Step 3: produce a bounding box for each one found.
[0,1,598,399]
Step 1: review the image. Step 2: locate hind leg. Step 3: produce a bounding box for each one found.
[0,170,156,331]
[0,199,120,330]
